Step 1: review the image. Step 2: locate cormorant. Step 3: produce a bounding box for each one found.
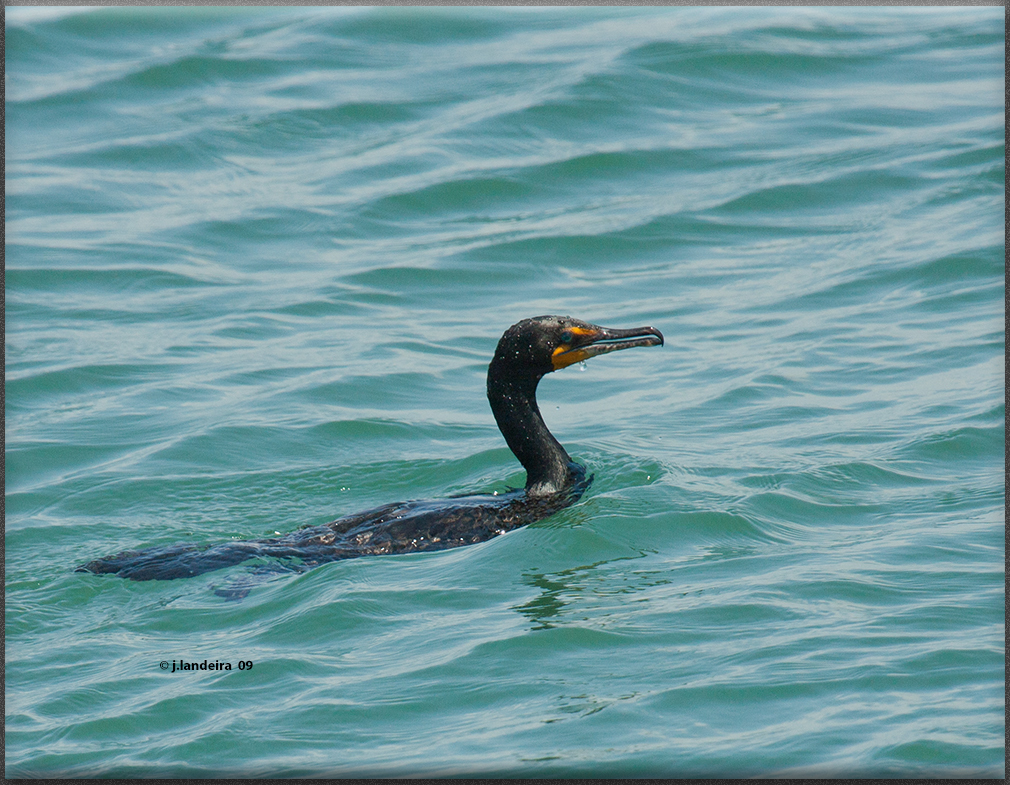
[77,316,663,581]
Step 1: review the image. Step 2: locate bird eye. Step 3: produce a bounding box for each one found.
[560,330,573,344]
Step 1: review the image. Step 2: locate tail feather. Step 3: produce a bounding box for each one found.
[76,541,263,581]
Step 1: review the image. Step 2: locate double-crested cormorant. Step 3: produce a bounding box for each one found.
[77,316,663,581]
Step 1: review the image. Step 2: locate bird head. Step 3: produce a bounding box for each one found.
[491,315,664,379]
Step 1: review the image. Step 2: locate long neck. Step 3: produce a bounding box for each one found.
[487,359,573,497]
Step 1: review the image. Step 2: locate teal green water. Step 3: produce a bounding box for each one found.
[5,6,1004,777]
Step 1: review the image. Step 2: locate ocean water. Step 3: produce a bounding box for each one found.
[4,6,1004,778]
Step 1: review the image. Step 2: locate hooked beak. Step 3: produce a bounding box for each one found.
[551,323,664,370]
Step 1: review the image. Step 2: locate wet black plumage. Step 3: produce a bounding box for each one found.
[77,316,663,581]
